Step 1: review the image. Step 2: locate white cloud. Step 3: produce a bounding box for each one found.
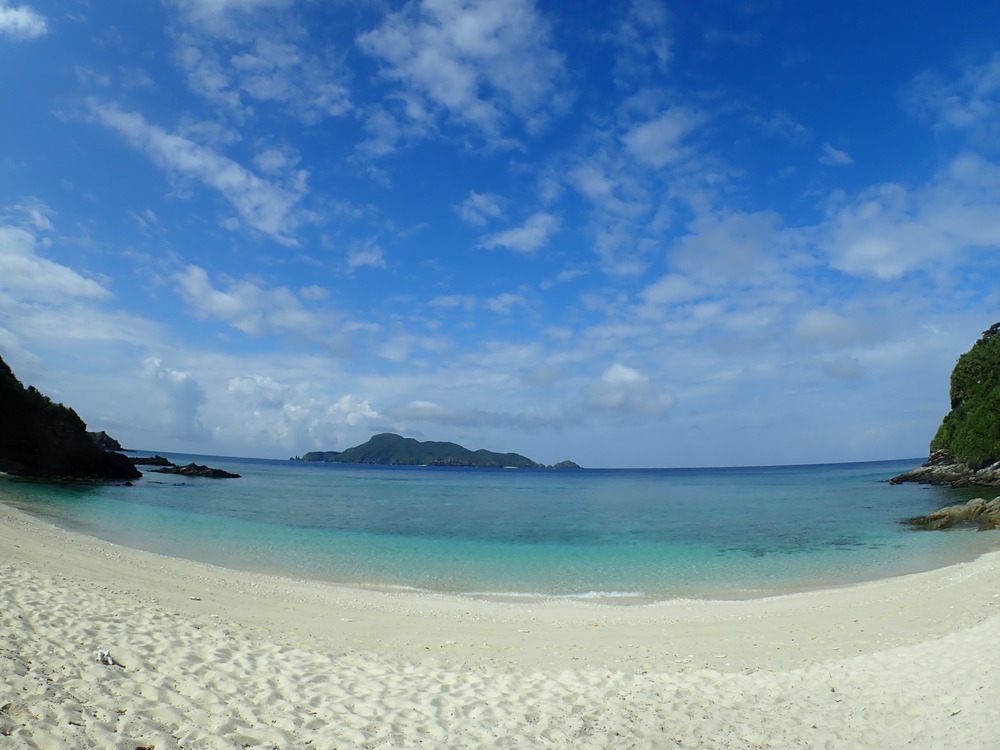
[457,191,504,225]
[480,212,559,253]
[87,100,308,244]
[907,52,1000,139]
[584,362,674,416]
[143,357,209,442]
[613,0,672,81]
[228,374,289,409]
[483,292,525,314]
[794,309,885,349]
[640,273,704,307]
[358,0,568,142]
[325,394,380,426]
[671,210,785,284]
[822,154,1000,279]
[169,0,351,123]
[622,107,703,167]
[819,142,853,166]
[0,1,47,39]
[175,265,327,337]
[0,225,110,302]
[346,238,386,270]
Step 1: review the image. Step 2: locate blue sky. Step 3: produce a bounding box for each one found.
[2,0,999,468]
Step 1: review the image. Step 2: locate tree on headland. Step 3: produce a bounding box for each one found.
[0,354,139,480]
[930,323,1000,469]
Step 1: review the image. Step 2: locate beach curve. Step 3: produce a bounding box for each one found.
[2,499,999,749]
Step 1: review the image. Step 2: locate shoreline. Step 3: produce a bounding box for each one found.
[4,499,1000,747]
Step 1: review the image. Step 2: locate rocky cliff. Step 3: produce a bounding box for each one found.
[0,355,139,480]
[892,323,1000,487]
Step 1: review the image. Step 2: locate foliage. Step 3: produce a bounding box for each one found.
[0,355,139,479]
[931,323,1000,469]
[300,433,543,468]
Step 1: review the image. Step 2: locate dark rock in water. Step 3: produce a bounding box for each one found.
[151,462,240,479]
[131,455,175,466]
[906,496,1000,531]
[0,354,140,480]
[89,430,123,451]
[889,449,1000,487]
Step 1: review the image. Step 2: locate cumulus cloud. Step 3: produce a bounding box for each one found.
[794,309,885,348]
[480,212,559,253]
[175,265,324,336]
[640,273,704,307]
[483,292,525,314]
[325,394,380,426]
[622,107,703,167]
[0,225,110,302]
[384,400,566,430]
[143,357,209,442]
[87,100,308,244]
[346,238,386,270]
[613,0,672,82]
[819,142,853,166]
[822,154,1000,279]
[906,52,1000,143]
[671,210,785,284]
[358,0,568,142]
[457,191,504,225]
[228,374,289,409]
[168,0,350,123]
[584,363,673,416]
[0,1,47,39]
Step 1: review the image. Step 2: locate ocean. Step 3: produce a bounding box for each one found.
[2,454,997,602]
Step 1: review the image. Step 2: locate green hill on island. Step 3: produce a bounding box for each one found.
[930,322,1000,469]
[0,354,139,480]
[297,433,578,468]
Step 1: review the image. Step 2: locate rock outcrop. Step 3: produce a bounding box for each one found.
[89,431,123,451]
[0,354,139,480]
[907,496,1000,531]
[151,462,241,479]
[131,455,175,466]
[889,449,1000,487]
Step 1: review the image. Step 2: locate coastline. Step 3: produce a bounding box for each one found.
[3,499,1000,747]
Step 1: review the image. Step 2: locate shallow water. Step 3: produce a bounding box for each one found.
[3,455,997,600]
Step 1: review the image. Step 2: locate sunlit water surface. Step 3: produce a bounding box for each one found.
[3,455,997,601]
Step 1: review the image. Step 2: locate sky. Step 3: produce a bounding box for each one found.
[1,1,1000,468]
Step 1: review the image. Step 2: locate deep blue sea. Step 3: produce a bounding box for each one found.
[3,454,998,601]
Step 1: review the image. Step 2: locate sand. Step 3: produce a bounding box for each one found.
[2,499,1000,749]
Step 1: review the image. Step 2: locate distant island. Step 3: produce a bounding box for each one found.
[294,433,580,469]
[892,323,1000,487]
[0,354,139,480]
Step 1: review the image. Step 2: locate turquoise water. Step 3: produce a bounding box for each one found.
[3,455,998,600]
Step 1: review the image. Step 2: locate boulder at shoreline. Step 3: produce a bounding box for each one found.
[907,496,1000,531]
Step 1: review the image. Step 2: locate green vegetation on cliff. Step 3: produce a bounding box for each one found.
[299,433,545,468]
[0,355,139,479]
[930,323,1000,469]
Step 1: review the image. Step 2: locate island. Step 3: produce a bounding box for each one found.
[0,354,139,480]
[892,322,1000,487]
[294,432,579,469]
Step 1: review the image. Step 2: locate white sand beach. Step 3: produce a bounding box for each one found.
[2,498,999,749]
